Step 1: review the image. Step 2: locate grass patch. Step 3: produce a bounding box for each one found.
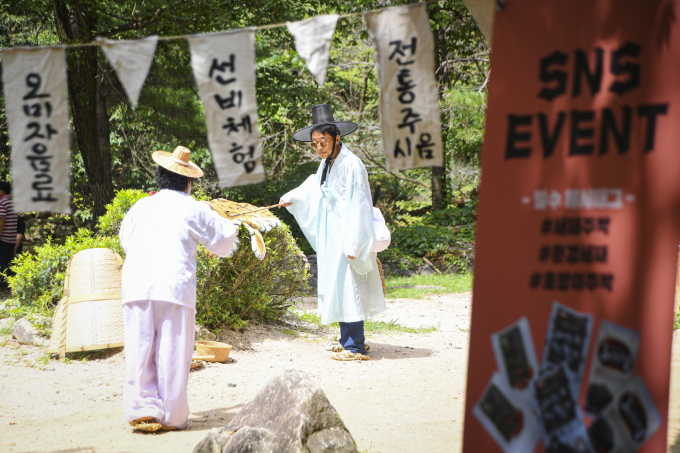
[294,310,437,334]
[0,321,13,336]
[385,273,472,299]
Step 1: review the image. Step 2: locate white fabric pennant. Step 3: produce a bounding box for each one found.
[364,3,444,170]
[2,46,71,214]
[462,0,495,43]
[97,36,158,108]
[286,14,339,86]
[188,29,265,188]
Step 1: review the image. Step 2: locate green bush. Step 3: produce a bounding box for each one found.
[8,189,308,332]
[196,223,308,331]
[97,189,149,236]
[7,230,123,317]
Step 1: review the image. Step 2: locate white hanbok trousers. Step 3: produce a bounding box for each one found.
[122,300,195,429]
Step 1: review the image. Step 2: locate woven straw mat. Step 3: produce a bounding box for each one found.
[47,248,124,356]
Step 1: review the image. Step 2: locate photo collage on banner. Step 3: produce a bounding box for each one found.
[464,1,680,452]
[2,47,71,214]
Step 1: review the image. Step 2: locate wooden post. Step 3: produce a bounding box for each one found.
[675,244,680,314]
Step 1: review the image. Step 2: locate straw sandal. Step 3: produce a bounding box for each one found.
[331,351,371,361]
[129,416,154,427]
[133,421,178,433]
[325,345,370,353]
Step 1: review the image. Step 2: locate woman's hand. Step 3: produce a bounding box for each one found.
[278,200,292,208]
[347,255,356,260]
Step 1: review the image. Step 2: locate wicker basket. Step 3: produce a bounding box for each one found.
[194,340,232,363]
[47,248,124,357]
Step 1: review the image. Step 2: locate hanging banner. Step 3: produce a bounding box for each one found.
[463,1,680,453]
[2,47,71,214]
[461,0,494,42]
[364,3,443,171]
[97,36,158,108]
[286,14,339,86]
[188,29,265,188]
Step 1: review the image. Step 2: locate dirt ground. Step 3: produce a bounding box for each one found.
[0,292,472,453]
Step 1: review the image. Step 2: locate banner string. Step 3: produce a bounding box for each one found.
[0,2,424,52]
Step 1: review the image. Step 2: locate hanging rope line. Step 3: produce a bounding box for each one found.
[0,1,443,52]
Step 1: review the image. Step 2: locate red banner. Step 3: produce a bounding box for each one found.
[463,1,680,452]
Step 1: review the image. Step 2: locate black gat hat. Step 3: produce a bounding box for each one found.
[292,104,358,142]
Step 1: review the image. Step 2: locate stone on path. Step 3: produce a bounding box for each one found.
[193,368,358,453]
[12,317,48,346]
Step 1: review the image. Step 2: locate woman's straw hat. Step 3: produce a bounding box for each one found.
[152,146,204,178]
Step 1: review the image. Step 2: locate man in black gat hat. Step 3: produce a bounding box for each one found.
[280,104,389,360]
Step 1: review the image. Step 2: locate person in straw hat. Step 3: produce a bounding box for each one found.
[119,146,238,432]
[279,104,388,361]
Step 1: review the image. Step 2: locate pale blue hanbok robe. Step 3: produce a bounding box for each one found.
[281,144,387,325]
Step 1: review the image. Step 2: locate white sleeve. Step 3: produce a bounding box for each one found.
[119,209,134,255]
[195,204,238,257]
[371,207,391,252]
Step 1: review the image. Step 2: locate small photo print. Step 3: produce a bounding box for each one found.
[585,320,640,417]
[534,366,593,453]
[492,316,539,398]
[588,376,661,453]
[542,301,593,397]
[473,372,541,453]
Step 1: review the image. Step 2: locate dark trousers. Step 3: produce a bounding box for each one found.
[0,241,15,289]
[339,321,366,354]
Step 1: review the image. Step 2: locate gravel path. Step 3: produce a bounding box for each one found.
[0,292,471,453]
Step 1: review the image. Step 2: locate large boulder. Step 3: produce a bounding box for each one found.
[193,369,358,453]
[12,317,48,346]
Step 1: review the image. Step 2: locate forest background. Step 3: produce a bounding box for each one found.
[0,0,488,276]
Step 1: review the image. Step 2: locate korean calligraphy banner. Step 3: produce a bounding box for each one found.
[364,3,443,171]
[286,14,339,86]
[97,36,158,108]
[188,29,265,188]
[2,47,71,214]
[463,1,680,453]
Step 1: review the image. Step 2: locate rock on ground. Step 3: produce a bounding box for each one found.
[193,368,358,453]
[12,317,47,346]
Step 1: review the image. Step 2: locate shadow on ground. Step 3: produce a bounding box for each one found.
[183,404,245,432]
[365,342,434,361]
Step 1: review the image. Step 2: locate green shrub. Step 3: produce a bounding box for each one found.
[9,189,308,332]
[196,223,308,331]
[97,189,149,236]
[7,229,123,317]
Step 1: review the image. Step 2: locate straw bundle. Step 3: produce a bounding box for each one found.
[47,248,124,357]
[376,258,386,296]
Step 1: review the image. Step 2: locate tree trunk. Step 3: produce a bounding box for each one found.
[97,68,112,179]
[431,165,445,210]
[429,4,447,211]
[52,0,114,221]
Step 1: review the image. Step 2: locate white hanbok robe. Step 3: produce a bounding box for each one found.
[281,144,387,324]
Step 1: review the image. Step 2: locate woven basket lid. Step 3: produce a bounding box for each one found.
[47,248,124,356]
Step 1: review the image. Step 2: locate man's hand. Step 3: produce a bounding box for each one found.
[278,200,292,208]
[347,255,356,260]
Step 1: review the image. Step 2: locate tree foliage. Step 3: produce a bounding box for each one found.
[1,0,489,271]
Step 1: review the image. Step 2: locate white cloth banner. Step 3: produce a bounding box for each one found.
[97,36,158,108]
[286,14,339,86]
[364,3,444,171]
[2,47,71,214]
[462,0,495,43]
[188,30,265,187]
